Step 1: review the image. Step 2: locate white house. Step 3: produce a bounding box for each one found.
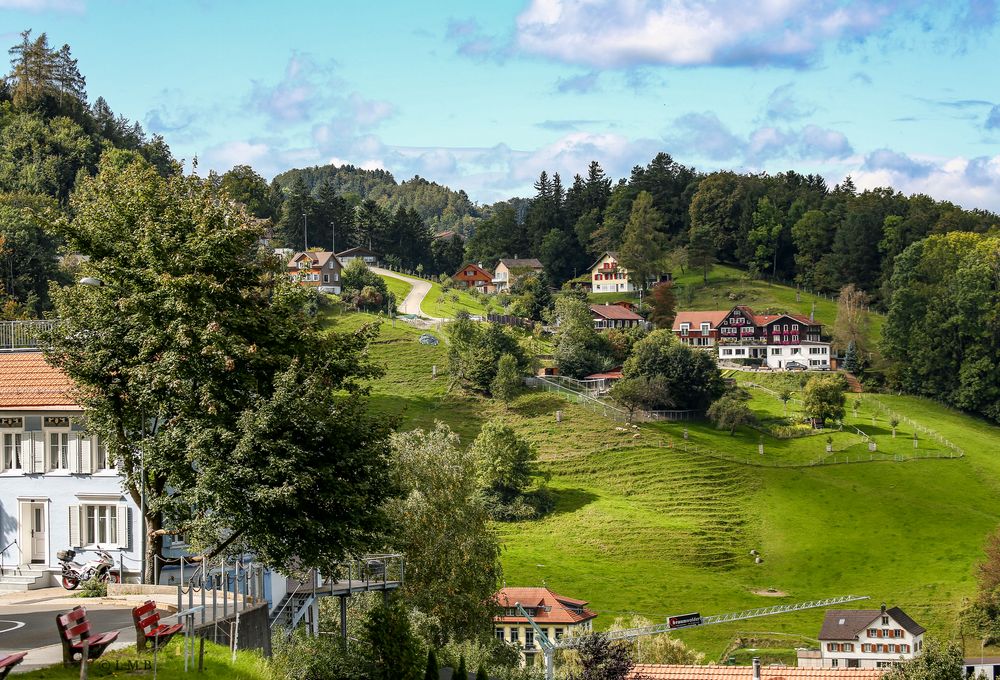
[334,246,378,267]
[965,656,1000,680]
[494,587,597,666]
[589,251,670,294]
[0,333,142,589]
[492,258,544,293]
[797,605,926,669]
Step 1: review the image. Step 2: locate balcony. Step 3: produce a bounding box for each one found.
[0,320,55,352]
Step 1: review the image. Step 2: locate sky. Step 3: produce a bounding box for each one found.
[2,0,999,211]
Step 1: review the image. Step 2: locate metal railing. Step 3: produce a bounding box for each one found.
[0,320,54,351]
[0,539,20,575]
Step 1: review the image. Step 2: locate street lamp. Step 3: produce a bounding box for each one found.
[303,212,308,250]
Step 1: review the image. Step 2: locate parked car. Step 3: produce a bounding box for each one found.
[785,361,807,371]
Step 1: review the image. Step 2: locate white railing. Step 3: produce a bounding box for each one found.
[0,320,54,351]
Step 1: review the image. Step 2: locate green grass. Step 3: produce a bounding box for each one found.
[420,280,498,319]
[20,641,271,679]
[380,274,413,304]
[326,307,1000,661]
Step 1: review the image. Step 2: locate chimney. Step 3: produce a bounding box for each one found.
[881,603,887,614]
[753,657,761,680]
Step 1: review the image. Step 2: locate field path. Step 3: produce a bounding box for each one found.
[372,267,445,320]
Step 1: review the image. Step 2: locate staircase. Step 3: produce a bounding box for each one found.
[0,565,51,591]
[841,371,864,393]
[268,590,315,628]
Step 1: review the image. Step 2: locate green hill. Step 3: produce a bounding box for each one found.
[324,306,1000,662]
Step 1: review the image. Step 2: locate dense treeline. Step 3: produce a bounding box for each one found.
[0,30,174,316]
[468,154,998,306]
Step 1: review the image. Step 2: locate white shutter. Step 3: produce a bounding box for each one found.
[116,504,129,550]
[68,505,81,548]
[68,434,80,473]
[33,433,45,473]
[23,433,35,474]
[80,438,93,474]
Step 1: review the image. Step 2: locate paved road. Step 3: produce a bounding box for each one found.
[372,267,445,320]
[0,607,137,652]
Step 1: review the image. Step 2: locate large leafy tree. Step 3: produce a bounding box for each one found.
[622,330,723,410]
[45,150,394,580]
[801,375,847,426]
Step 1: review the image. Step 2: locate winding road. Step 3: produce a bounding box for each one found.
[372,267,446,321]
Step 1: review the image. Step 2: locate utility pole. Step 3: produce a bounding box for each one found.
[303,212,308,250]
[331,219,336,254]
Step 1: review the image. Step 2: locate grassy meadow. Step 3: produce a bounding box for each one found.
[322,284,1000,662]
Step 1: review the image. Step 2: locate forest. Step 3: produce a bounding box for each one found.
[2,30,998,422]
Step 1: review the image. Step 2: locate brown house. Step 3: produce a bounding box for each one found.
[287,251,343,293]
[590,304,645,329]
[452,263,494,292]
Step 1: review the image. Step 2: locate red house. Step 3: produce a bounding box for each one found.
[452,263,494,292]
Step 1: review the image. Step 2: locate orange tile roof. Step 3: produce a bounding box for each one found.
[590,304,644,321]
[495,587,597,625]
[629,665,884,680]
[672,310,729,330]
[0,353,79,410]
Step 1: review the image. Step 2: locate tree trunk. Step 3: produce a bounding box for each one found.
[144,513,164,584]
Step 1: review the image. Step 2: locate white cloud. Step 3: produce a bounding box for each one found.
[852,152,1000,212]
[512,0,987,68]
[0,0,83,11]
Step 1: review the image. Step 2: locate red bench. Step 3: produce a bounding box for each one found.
[55,606,120,666]
[131,600,183,652]
[0,652,26,679]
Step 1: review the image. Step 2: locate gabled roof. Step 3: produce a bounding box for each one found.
[818,607,925,640]
[495,587,597,625]
[672,310,729,331]
[435,230,461,240]
[453,263,493,280]
[335,246,376,257]
[587,250,621,271]
[755,312,815,326]
[0,353,79,410]
[590,304,644,321]
[497,258,543,270]
[288,251,340,269]
[628,666,884,680]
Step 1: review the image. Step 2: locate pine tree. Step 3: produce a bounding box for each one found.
[455,655,467,680]
[475,662,489,680]
[618,191,665,291]
[844,340,860,374]
[687,224,716,283]
[424,649,439,680]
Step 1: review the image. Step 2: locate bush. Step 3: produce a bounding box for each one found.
[74,574,108,598]
[271,629,366,680]
[623,330,724,410]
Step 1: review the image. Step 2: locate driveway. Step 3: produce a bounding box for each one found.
[372,267,446,321]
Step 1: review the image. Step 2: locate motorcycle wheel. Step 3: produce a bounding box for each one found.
[62,575,80,590]
[106,571,121,584]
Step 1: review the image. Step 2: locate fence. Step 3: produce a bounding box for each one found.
[528,375,700,423]
[0,320,54,351]
[487,313,534,330]
[864,396,966,457]
[162,555,267,629]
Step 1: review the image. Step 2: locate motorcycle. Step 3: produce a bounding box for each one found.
[57,548,121,590]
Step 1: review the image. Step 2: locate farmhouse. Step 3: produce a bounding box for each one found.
[452,263,494,292]
[673,305,831,369]
[590,303,645,329]
[0,324,144,588]
[796,604,925,669]
[287,251,343,294]
[494,586,596,666]
[492,258,544,293]
[334,246,378,267]
[590,251,670,293]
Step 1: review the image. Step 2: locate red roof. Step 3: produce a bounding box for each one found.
[672,310,728,331]
[585,369,623,381]
[495,587,597,625]
[754,312,814,326]
[590,304,644,321]
[629,666,885,680]
[453,263,493,282]
[0,353,79,410]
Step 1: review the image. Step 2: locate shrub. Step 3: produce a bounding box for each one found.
[75,575,108,598]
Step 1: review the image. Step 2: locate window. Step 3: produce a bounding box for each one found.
[323,274,329,283]
[49,432,69,470]
[701,323,710,335]
[831,659,838,668]
[495,628,504,641]
[868,629,875,638]
[555,628,564,639]
[896,629,904,638]
[96,437,110,471]
[827,643,836,652]
[844,644,854,652]
[509,628,519,644]
[792,324,799,331]
[86,504,117,546]
[771,348,781,355]
[882,616,890,625]
[3,432,21,470]
[526,630,534,648]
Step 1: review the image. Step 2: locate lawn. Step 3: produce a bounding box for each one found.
[420,280,498,319]
[380,274,413,305]
[324,307,1000,661]
[20,641,271,679]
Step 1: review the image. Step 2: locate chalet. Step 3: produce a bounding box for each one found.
[492,258,544,293]
[796,604,925,669]
[629,661,883,680]
[452,263,494,292]
[335,246,378,267]
[494,587,597,666]
[590,304,645,330]
[0,323,142,588]
[287,251,343,294]
[590,251,670,294]
[673,305,830,369]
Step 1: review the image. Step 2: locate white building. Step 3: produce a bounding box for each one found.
[492,258,544,293]
[589,251,670,294]
[798,605,926,669]
[965,657,1000,679]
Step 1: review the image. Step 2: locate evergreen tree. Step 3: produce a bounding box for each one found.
[277,175,316,249]
[687,224,716,283]
[364,597,423,680]
[455,655,467,680]
[618,191,665,290]
[490,353,522,407]
[424,649,440,680]
[476,662,489,680]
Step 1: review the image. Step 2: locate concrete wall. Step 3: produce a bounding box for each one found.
[194,602,272,657]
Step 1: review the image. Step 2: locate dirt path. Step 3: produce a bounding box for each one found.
[372,267,446,321]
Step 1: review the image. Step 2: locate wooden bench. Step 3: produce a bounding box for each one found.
[131,600,183,652]
[0,652,26,679]
[55,606,120,666]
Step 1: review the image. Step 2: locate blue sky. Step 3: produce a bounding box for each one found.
[2,0,999,210]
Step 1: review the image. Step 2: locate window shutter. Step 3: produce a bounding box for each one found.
[80,438,93,474]
[117,504,130,549]
[33,433,46,473]
[68,434,80,473]
[69,505,81,547]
